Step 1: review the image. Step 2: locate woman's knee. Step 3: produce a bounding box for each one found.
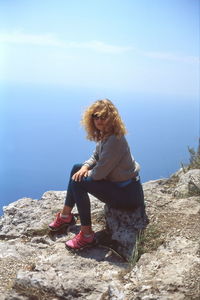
[70,163,83,176]
[70,176,93,194]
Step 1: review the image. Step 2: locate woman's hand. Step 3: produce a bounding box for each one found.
[72,165,89,182]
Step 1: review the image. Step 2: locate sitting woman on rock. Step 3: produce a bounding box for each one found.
[49,99,145,250]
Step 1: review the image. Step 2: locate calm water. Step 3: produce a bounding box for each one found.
[0,83,199,215]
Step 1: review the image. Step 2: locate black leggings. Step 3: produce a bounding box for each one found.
[65,164,145,226]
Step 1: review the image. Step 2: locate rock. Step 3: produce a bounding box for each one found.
[0,191,105,239]
[126,236,200,300]
[0,193,65,238]
[104,205,149,261]
[0,168,199,300]
[12,255,125,300]
[173,169,200,198]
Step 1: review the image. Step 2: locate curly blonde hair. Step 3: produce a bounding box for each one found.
[81,99,127,141]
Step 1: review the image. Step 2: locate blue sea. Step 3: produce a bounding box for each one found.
[0,83,199,215]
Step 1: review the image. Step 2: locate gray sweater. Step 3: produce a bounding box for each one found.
[83,134,140,182]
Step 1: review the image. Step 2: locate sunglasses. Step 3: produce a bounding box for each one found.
[92,114,107,120]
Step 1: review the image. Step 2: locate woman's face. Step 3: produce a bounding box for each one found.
[92,113,109,132]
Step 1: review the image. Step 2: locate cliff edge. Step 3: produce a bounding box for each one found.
[0,168,199,300]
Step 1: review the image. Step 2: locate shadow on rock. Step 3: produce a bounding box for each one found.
[64,229,128,265]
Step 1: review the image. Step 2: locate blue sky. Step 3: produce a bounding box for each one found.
[0,0,199,97]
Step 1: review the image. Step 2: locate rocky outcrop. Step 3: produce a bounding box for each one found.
[0,168,199,300]
[173,169,200,198]
[104,205,148,261]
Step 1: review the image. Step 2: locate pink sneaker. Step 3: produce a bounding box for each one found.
[65,231,95,250]
[49,212,75,231]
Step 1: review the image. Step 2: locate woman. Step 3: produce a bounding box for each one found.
[49,99,145,250]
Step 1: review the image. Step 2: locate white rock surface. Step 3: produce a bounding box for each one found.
[0,168,199,300]
[173,169,200,197]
